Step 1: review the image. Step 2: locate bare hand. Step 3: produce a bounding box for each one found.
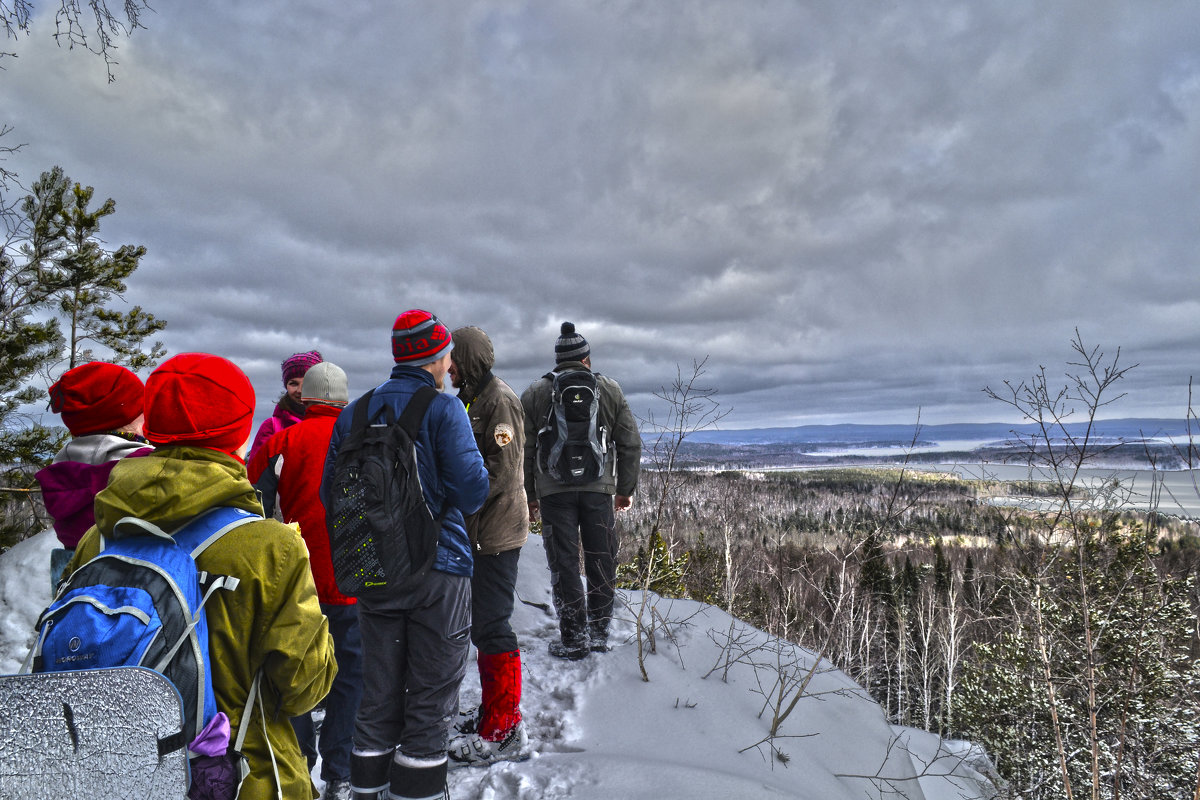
[528,501,540,522]
[614,495,633,511]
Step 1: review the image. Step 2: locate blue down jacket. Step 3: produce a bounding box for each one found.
[321,365,489,578]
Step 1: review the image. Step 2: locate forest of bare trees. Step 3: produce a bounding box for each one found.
[619,338,1200,799]
[617,465,1200,798]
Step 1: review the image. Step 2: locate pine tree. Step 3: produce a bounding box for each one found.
[0,183,67,546]
[933,540,951,599]
[26,168,166,370]
[957,523,1200,799]
[617,530,690,599]
[1,167,166,548]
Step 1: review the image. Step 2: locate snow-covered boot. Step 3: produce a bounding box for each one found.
[452,705,480,736]
[548,638,589,660]
[448,720,529,766]
[448,651,528,767]
[478,650,522,741]
[588,621,610,653]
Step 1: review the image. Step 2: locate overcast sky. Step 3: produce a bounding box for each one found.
[4,1,1199,430]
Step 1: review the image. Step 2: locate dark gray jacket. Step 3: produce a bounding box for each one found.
[520,360,641,500]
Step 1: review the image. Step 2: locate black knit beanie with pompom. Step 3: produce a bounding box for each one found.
[554,321,590,363]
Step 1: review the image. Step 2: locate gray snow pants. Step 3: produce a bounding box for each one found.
[353,570,472,759]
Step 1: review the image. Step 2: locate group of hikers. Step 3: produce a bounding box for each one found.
[30,311,641,800]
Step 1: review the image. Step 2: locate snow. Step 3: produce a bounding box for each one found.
[0,529,998,799]
[0,529,60,676]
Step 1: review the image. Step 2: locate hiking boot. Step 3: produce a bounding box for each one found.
[548,639,589,660]
[588,624,610,653]
[448,721,530,766]
[322,780,353,800]
[453,705,480,736]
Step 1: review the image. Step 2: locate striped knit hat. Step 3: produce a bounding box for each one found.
[555,321,590,363]
[392,310,454,365]
[281,350,322,385]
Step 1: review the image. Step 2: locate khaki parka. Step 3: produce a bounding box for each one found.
[67,446,337,800]
[452,326,529,555]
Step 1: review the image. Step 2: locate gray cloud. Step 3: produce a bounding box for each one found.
[4,1,1199,429]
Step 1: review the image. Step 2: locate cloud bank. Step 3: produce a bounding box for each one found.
[5,1,1198,428]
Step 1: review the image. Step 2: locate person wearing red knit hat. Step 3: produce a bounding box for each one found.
[35,362,153,585]
[65,353,337,800]
[321,311,489,800]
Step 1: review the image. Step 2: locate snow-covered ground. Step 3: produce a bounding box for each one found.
[0,530,998,799]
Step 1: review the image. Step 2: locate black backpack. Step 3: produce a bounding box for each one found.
[537,369,607,485]
[325,386,446,597]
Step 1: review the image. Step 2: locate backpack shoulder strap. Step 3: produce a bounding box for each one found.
[174,506,264,560]
[545,371,564,406]
[348,387,377,436]
[233,668,282,799]
[396,386,450,526]
[396,385,440,441]
[108,516,175,544]
[144,507,262,677]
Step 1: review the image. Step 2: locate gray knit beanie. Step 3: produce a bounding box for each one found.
[555,321,590,363]
[300,362,349,406]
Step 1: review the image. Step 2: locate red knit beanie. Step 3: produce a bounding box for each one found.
[392,310,453,365]
[143,353,256,454]
[48,362,145,436]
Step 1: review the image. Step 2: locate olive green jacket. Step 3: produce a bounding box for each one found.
[520,360,642,500]
[68,447,337,800]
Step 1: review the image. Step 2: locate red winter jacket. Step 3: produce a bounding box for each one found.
[247,399,305,466]
[246,403,353,606]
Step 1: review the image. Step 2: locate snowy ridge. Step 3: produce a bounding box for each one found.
[0,530,998,799]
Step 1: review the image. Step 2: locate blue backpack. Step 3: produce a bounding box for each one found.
[29,506,260,749]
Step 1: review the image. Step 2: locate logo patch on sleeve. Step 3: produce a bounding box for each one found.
[493,423,515,447]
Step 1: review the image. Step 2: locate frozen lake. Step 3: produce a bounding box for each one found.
[925,463,1200,520]
[803,440,995,457]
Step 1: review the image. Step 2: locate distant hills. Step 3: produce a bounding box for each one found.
[656,418,1197,470]
[685,418,1193,447]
